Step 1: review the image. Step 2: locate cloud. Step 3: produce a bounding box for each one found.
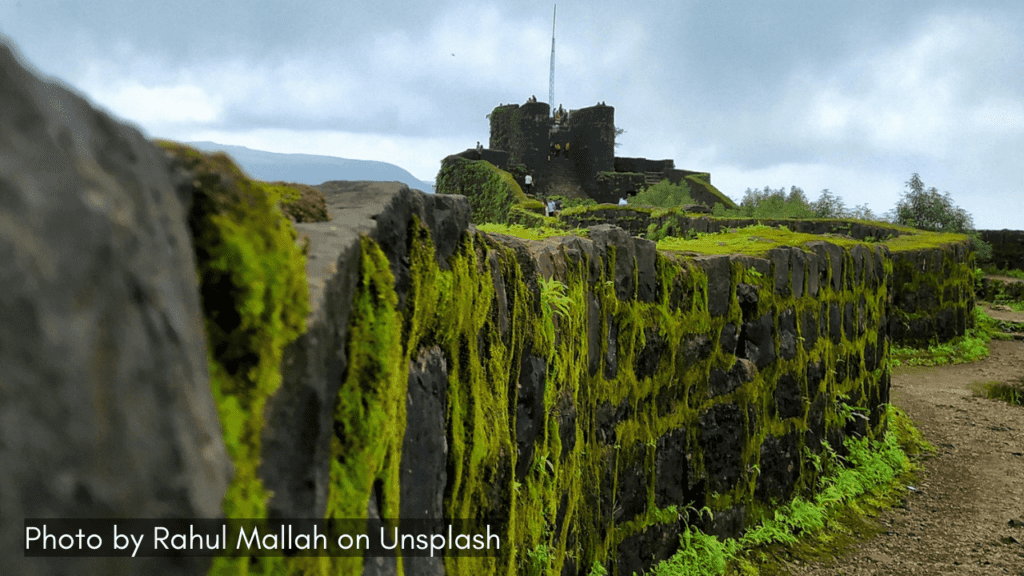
[783,12,1023,159]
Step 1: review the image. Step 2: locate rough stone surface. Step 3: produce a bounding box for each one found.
[0,40,230,575]
[615,519,682,576]
[655,429,695,509]
[635,327,667,381]
[709,358,757,398]
[401,347,448,520]
[699,403,745,493]
[719,323,739,355]
[756,433,800,503]
[589,224,637,301]
[779,308,798,360]
[736,282,760,322]
[703,505,747,540]
[740,312,776,369]
[774,373,804,420]
[516,354,547,479]
[699,255,732,317]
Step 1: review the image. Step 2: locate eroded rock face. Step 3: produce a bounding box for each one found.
[0,40,230,575]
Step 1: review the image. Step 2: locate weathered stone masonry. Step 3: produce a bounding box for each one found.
[266,183,904,576]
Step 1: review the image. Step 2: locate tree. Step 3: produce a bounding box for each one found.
[811,189,848,219]
[849,204,877,221]
[786,186,810,207]
[893,173,973,233]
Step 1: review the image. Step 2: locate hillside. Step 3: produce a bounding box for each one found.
[185,141,435,193]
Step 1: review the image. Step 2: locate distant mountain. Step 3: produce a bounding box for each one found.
[184,141,434,193]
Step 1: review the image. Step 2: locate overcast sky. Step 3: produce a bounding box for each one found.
[2,0,1021,228]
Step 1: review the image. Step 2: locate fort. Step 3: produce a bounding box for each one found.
[0,37,990,576]
[445,98,737,210]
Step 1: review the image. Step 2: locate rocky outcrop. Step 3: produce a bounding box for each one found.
[0,40,231,575]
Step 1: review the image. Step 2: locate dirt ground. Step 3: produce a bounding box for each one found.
[790,326,1024,574]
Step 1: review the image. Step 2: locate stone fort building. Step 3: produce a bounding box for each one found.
[448,98,735,209]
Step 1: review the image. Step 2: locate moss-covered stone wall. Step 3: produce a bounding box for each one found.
[562,206,902,241]
[560,206,975,348]
[183,169,970,575]
[889,241,976,346]
[240,183,899,576]
[979,229,1024,271]
[595,171,646,202]
[977,276,1024,303]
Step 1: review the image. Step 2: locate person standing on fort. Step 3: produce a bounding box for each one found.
[525,174,533,195]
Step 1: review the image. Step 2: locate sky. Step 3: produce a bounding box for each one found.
[2,0,1022,229]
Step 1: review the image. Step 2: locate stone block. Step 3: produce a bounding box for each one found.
[800,307,818,351]
[736,282,760,322]
[655,429,696,509]
[698,403,745,493]
[401,347,448,520]
[698,255,733,317]
[635,327,667,381]
[0,39,230,576]
[516,354,547,479]
[774,373,803,420]
[755,433,799,503]
[779,308,798,360]
[709,358,757,398]
[740,313,776,369]
[589,224,636,301]
[719,323,739,355]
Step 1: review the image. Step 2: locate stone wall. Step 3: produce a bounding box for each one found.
[562,207,902,241]
[979,229,1024,271]
[261,184,892,576]
[613,157,675,174]
[890,243,976,346]
[561,207,975,348]
[0,40,231,576]
[594,171,646,203]
[977,277,1024,303]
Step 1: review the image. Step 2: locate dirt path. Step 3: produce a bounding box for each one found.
[791,338,1024,575]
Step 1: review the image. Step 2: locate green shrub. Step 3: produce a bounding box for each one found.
[631,179,695,208]
[436,156,527,225]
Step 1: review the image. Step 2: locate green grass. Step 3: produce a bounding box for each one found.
[890,307,997,367]
[477,222,587,240]
[655,224,871,257]
[980,264,1024,281]
[974,380,1024,406]
[644,406,931,576]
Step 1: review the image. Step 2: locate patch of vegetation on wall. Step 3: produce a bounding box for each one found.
[157,141,318,575]
[436,156,544,225]
[369,212,896,575]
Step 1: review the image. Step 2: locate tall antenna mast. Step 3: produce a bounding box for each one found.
[548,4,556,113]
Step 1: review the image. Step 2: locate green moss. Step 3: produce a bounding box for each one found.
[655,225,870,257]
[683,174,739,210]
[156,142,314,575]
[436,156,531,225]
[883,230,968,251]
[478,223,588,241]
[649,406,924,576]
